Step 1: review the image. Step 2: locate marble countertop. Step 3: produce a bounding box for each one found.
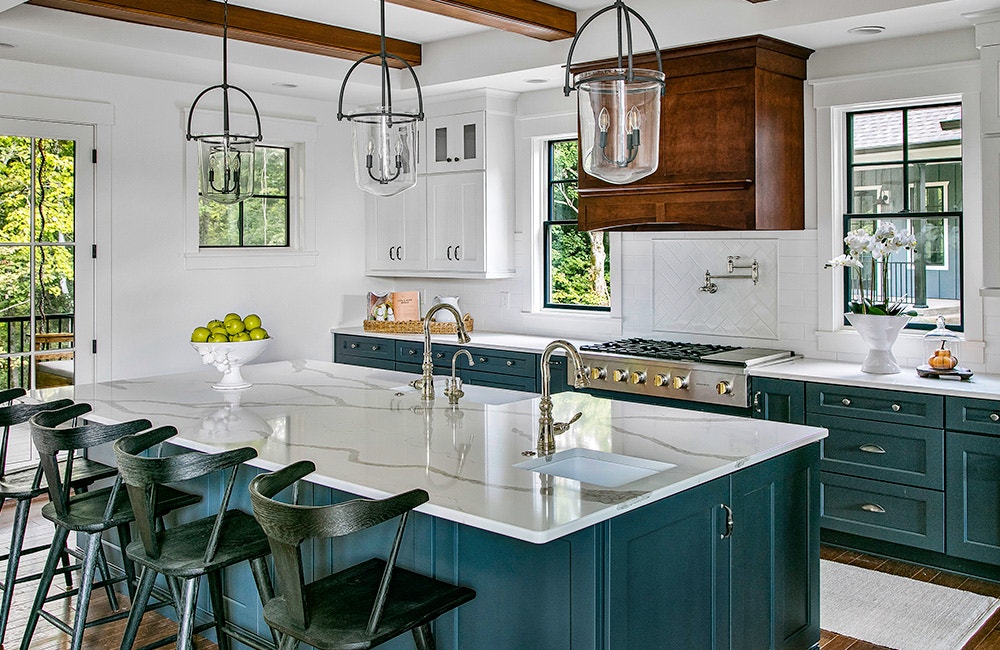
[64,360,826,544]
[332,326,599,355]
[751,358,1000,399]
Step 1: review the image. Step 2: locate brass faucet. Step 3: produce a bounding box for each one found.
[412,303,470,402]
[537,339,589,456]
[445,349,474,405]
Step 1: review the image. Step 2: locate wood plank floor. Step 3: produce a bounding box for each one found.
[820,545,1000,650]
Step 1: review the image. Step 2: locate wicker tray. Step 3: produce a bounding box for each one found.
[363,314,474,335]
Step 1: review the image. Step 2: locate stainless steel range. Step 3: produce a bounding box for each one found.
[575,338,795,409]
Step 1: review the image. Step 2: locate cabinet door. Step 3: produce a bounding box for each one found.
[426,112,485,173]
[606,475,731,649]
[731,444,821,650]
[946,432,1000,565]
[751,377,805,423]
[365,181,426,273]
[426,172,485,272]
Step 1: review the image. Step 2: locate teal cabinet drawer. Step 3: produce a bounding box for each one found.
[946,397,1000,437]
[466,348,536,379]
[396,341,461,366]
[810,414,944,490]
[334,334,394,362]
[820,472,944,552]
[806,382,943,428]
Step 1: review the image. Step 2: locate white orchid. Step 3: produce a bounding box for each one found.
[826,220,918,315]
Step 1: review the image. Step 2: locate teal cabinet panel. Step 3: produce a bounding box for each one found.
[731,444,820,650]
[606,476,731,649]
[806,382,944,428]
[810,413,944,490]
[545,354,573,394]
[464,348,536,379]
[751,377,806,424]
[335,334,395,362]
[946,397,1000,437]
[821,471,945,552]
[946,432,1000,565]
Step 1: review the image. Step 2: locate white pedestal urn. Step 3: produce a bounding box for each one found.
[845,313,911,374]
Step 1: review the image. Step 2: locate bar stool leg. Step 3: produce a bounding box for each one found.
[176,577,200,650]
[119,565,157,650]
[0,499,30,645]
[412,623,436,650]
[249,556,280,647]
[94,541,119,611]
[18,525,70,650]
[206,571,231,650]
[67,532,103,650]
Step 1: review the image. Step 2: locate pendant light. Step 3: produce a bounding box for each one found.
[564,0,666,185]
[337,0,424,197]
[185,0,262,205]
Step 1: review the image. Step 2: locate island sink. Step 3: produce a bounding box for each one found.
[514,448,677,488]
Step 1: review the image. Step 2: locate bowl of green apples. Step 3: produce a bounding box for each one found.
[190,313,271,390]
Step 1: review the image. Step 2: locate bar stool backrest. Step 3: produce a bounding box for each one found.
[113,425,258,563]
[248,460,429,635]
[30,403,152,518]
[0,387,74,481]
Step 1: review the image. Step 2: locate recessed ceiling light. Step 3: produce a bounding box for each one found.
[272,82,298,88]
[848,25,886,35]
[0,43,16,49]
[524,78,548,84]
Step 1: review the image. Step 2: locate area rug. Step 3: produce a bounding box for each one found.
[821,559,1000,650]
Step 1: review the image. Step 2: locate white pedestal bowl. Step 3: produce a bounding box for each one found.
[191,338,272,390]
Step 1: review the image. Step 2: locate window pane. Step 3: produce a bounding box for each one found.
[241,199,265,246]
[551,140,578,181]
[907,105,961,161]
[264,199,288,246]
[852,111,902,163]
[906,161,961,212]
[256,146,288,196]
[548,223,611,308]
[34,138,76,243]
[851,165,904,213]
[550,181,578,221]
[0,245,31,323]
[0,135,31,244]
[0,356,30,391]
[35,244,74,323]
[199,200,240,246]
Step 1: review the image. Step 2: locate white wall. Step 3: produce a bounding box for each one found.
[1,59,371,381]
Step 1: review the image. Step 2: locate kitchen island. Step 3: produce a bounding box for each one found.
[65,360,827,649]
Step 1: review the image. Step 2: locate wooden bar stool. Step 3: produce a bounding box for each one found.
[0,389,120,650]
[248,460,476,650]
[19,404,199,650]
[113,425,275,650]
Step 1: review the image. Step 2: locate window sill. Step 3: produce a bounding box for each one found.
[184,249,318,270]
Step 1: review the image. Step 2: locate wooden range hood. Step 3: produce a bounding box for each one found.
[575,35,813,232]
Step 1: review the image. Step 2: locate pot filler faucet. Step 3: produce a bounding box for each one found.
[537,340,589,456]
[412,303,470,402]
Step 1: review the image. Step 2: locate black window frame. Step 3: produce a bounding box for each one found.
[543,138,611,312]
[844,102,963,332]
[198,144,291,249]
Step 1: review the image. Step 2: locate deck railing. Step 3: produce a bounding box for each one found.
[0,314,74,389]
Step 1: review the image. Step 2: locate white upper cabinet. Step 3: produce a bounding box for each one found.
[426,172,485,272]
[426,112,486,173]
[365,181,426,273]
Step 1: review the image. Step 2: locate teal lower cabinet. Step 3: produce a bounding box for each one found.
[751,377,806,424]
[946,431,1000,565]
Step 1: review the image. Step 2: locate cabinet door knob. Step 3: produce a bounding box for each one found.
[389,247,396,261]
[859,444,887,454]
[395,246,402,259]
[446,157,453,162]
[446,245,452,260]
[891,404,901,412]
[861,503,886,514]
[408,349,417,356]
[372,345,379,351]
[350,343,358,349]
[478,357,487,363]
[991,413,999,422]
[841,398,851,406]
[436,352,445,359]
[455,245,461,260]
[506,360,514,367]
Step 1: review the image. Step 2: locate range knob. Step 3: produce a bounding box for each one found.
[672,375,690,390]
[590,367,607,381]
[653,373,671,387]
[716,380,733,396]
[630,371,647,385]
[612,369,629,382]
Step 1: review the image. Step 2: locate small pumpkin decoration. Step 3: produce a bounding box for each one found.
[928,341,959,370]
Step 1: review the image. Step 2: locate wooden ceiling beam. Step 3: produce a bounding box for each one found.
[387,0,576,41]
[26,0,422,68]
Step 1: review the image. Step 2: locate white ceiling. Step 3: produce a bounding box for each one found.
[1,0,999,101]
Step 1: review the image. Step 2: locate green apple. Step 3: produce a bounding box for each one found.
[224,312,242,323]
[208,333,230,343]
[206,319,224,330]
[191,326,211,343]
[249,327,268,340]
[210,326,228,338]
[225,319,246,335]
[243,314,262,331]
[233,331,252,342]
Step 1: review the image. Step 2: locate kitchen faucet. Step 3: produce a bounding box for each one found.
[445,349,474,405]
[537,340,589,456]
[412,303,470,401]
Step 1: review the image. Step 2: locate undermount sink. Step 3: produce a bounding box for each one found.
[389,381,533,406]
[514,448,676,488]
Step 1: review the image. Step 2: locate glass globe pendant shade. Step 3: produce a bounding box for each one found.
[576,68,664,184]
[350,108,418,197]
[197,136,256,204]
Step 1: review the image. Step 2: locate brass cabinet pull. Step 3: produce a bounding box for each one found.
[991,413,999,422]
[861,503,886,514]
[841,398,851,406]
[720,504,734,539]
[859,444,887,454]
[891,404,901,412]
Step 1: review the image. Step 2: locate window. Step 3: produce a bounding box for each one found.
[544,139,610,310]
[199,145,289,247]
[846,103,962,329]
